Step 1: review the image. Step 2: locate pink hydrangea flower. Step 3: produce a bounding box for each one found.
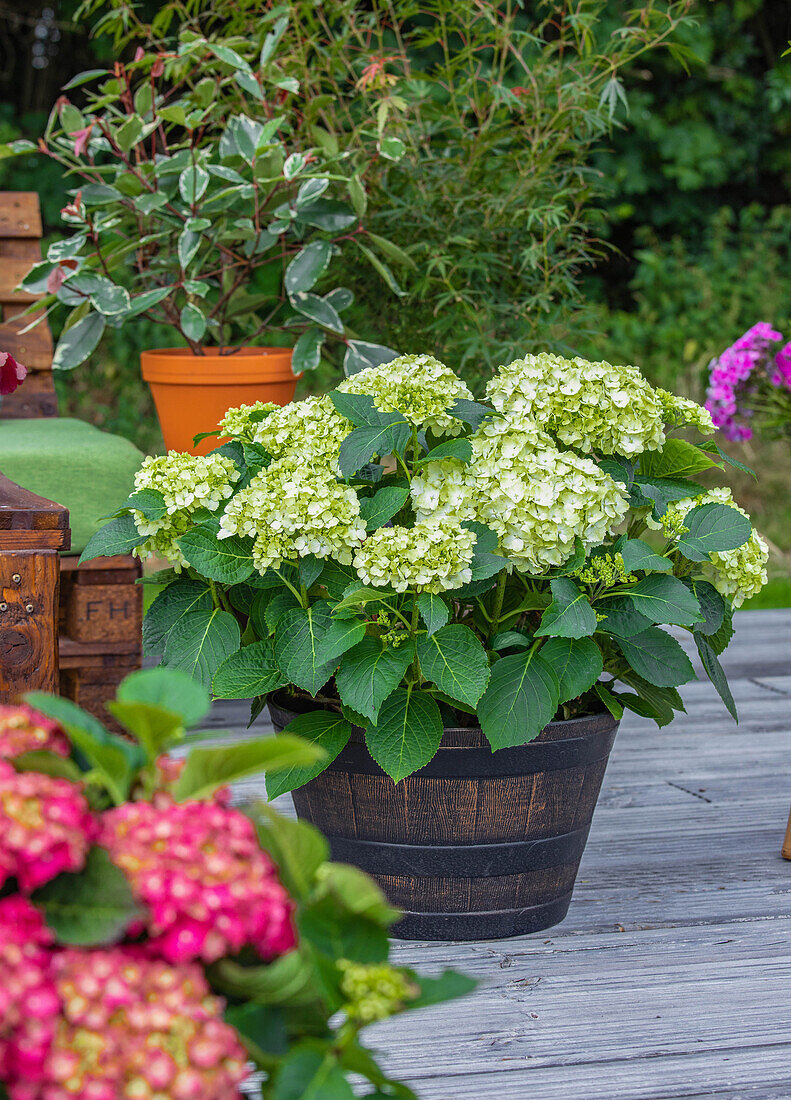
[0,351,27,396]
[0,706,70,761]
[0,761,95,893]
[99,798,296,964]
[0,896,59,1091]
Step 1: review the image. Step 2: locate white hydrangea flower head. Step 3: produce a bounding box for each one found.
[219,457,366,574]
[131,452,240,567]
[219,401,280,442]
[339,353,474,436]
[353,520,477,593]
[487,353,667,456]
[656,389,715,434]
[411,416,628,573]
[252,394,352,472]
[670,486,768,607]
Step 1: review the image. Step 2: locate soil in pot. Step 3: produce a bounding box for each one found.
[141,347,297,454]
[268,695,618,941]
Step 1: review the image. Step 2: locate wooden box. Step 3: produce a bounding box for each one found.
[59,556,142,644]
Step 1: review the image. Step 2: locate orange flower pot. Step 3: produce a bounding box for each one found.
[141,347,297,455]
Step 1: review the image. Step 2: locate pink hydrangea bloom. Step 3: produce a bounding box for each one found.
[145,754,232,806]
[0,706,70,761]
[5,948,249,1099]
[99,798,296,964]
[0,897,59,1091]
[0,761,95,893]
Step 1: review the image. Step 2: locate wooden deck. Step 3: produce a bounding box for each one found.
[210,609,791,1100]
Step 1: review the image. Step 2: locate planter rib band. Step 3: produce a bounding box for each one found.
[269,698,618,942]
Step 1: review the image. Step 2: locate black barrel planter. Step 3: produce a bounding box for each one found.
[268,695,618,941]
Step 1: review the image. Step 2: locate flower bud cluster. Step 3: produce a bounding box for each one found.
[0,706,70,760]
[219,457,366,574]
[353,520,476,593]
[0,762,94,893]
[339,353,474,436]
[132,452,240,567]
[574,553,637,588]
[99,797,296,964]
[338,959,417,1024]
[252,393,353,471]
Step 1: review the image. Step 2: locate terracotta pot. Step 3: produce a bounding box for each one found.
[141,347,297,455]
[268,694,619,942]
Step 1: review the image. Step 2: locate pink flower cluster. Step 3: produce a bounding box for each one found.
[705,322,791,442]
[0,705,70,761]
[100,797,296,963]
[0,350,27,396]
[0,899,248,1100]
[0,761,94,892]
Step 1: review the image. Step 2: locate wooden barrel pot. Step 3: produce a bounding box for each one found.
[268,696,618,941]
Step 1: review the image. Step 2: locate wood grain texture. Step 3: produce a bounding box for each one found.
[0,192,42,238]
[0,475,70,549]
[0,311,54,369]
[0,549,59,697]
[197,608,791,1100]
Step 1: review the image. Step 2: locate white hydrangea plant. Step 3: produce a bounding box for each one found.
[86,352,767,784]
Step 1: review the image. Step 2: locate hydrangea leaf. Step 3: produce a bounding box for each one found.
[213,639,286,698]
[32,847,144,946]
[535,577,598,638]
[358,486,409,531]
[313,618,368,665]
[163,608,241,690]
[416,624,490,708]
[694,631,737,721]
[623,574,703,627]
[273,603,337,695]
[141,585,213,664]
[174,735,323,803]
[335,636,415,723]
[676,503,752,561]
[78,514,140,564]
[478,650,559,751]
[595,594,655,638]
[620,538,672,573]
[178,526,255,585]
[417,592,450,636]
[640,438,722,480]
[615,627,696,687]
[539,637,603,703]
[365,688,443,782]
[266,713,352,799]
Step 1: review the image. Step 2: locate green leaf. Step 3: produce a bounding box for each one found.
[681,579,725,636]
[367,232,416,270]
[359,486,409,531]
[224,1003,287,1061]
[163,608,241,690]
[631,476,706,517]
[343,340,398,376]
[313,617,368,664]
[415,438,473,465]
[640,438,721,480]
[290,291,343,334]
[25,692,143,804]
[266,712,351,799]
[209,42,252,72]
[299,555,325,589]
[447,398,497,430]
[708,605,734,655]
[10,751,84,782]
[297,198,356,232]
[417,593,450,636]
[354,239,404,296]
[409,969,478,1009]
[623,574,703,627]
[142,580,213,657]
[292,328,324,373]
[33,847,143,946]
[616,627,696,687]
[490,630,531,652]
[213,948,319,1008]
[595,682,624,720]
[285,240,332,295]
[265,589,302,633]
[335,636,415,723]
[272,1044,354,1100]
[365,688,443,782]
[174,734,322,802]
[178,228,201,268]
[213,639,285,698]
[63,68,108,89]
[114,488,167,522]
[595,594,653,638]
[676,503,752,561]
[477,649,559,751]
[539,637,603,704]
[253,801,329,902]
[177,527,254,584]
[702,441,757,480]
[53,311,105,370]
[273,602,336,695]
[617,670,684,727]
[180,302,206,342]
[79,514,140,563]
[117,666,210,726]
[535,577,598,639]
[416,624,490,708]
[620,538,672,573]
[90,282,131,316]
[694,632,737,721]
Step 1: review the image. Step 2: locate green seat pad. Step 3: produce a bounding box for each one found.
[0,418,143,554]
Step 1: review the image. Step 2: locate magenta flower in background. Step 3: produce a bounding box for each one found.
[0,351,27,396]
[705,322,790,442]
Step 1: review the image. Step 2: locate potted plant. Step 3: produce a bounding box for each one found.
[4,21,401,452]
[84,351,769,940]
[0,673,472,1098]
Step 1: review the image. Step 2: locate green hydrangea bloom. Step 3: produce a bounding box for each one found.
[656,389,715,434]
[339,353,474,436]
[338,959,417,1024]
[219,457,366,574]
[252,394,352,472]
[218,401,279,442]
[353,520,476,593]
[487,353,668,456]
[131,452,240,568]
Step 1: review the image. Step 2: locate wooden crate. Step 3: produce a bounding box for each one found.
[59,644,140,734]
[60,555,143,644]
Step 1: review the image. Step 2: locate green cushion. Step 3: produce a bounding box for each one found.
[0,418,143,554]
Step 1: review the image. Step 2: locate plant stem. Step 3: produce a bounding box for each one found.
[487,569,508,643]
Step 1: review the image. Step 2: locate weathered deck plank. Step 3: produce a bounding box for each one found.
[210,609,791,1100]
